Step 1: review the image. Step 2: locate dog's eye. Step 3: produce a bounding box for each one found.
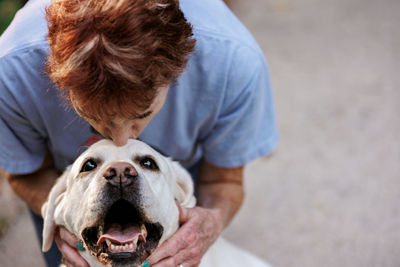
[140,157,159,171]
[80,159,97,173]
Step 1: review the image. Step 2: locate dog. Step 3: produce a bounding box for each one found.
[42,139,271,267]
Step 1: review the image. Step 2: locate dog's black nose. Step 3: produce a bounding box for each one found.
[103,162,138,187]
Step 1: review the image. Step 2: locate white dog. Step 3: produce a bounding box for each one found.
[42,139,271,267]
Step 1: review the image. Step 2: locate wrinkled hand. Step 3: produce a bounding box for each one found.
[54,226,89,267]
[147,203,224,267]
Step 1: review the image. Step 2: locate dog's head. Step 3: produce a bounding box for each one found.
[42,139,196,266]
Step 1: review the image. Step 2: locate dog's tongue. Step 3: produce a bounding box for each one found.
[97,224,145,246]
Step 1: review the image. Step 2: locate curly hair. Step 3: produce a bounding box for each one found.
[46,0,195,119]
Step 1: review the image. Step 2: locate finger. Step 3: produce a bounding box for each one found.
[146,225,194,265]
[149,256,180,267]
[146,237,178,265]
[58,226,79,247]
[63,259,73,267]
[148,207,196,264]
[178,205,191,224]
[151,251,198,267]
[55,230,89,267]
[152,260,196,267]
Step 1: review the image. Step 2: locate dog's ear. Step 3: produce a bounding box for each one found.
[41,166,69,252]
[170,161,196,208]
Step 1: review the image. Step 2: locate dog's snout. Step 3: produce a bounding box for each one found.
[103,162,138,187]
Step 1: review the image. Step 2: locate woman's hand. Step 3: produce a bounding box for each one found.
[146,160,245,267]
[54,226,89,267]
[146,204,224,267]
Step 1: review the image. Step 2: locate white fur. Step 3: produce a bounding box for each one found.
[42,139,271,267]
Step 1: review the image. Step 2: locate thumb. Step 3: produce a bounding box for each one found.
[176,201,191,224]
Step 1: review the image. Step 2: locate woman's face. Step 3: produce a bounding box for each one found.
[72,87,168,146]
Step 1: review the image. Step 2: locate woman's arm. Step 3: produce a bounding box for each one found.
[6,149,58,215]
[197,159,244,228]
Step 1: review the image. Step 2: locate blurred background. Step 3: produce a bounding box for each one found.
[1,0,399,266]
[0,0,25,34]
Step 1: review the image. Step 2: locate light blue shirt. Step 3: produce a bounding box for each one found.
[0,0,278,174]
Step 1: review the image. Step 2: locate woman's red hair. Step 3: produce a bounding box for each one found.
[46,0,195,119]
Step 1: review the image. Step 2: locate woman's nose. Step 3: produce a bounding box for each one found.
[110,125,135,146]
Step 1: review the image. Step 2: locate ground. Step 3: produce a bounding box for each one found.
[0,0,399,266]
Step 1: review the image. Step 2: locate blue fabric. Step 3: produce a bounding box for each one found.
[0,0,279,174]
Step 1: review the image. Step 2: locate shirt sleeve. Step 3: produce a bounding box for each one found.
[0,50,48,174]
[201,46,279,168]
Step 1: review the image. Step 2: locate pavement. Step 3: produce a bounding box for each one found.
[0,0,399,266]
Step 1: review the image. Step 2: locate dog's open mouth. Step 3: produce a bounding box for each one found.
[82,199,163,265]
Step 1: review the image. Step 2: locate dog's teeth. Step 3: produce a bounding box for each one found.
[98,226,103,237]
[141,224,147,236]
[105,239,112,247]
[108,241,136,252]
[133,236,139,246]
